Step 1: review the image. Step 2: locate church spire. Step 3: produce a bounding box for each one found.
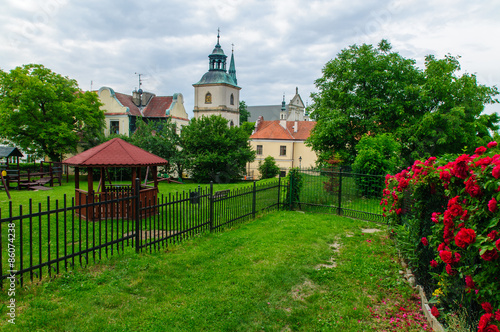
[228,44,237,85]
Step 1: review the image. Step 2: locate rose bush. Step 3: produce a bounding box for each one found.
[383,142,500,331]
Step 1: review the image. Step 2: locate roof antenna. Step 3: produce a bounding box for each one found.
[135,72,143,94]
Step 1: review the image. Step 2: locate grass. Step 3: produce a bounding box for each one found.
[0,211,429,331]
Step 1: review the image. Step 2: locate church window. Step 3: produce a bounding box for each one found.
[256,145,263,155]
[230,94,234,105]
[205,92,212,104]
[110,120,119,135]
[230,120,234,127]
[280,145,286,156]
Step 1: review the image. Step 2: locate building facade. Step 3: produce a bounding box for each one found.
[98,87,189,137]
[247,116,317,178]
[193,32,241,126]
[247,87,309,123]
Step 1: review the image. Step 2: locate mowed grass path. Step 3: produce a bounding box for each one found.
[0,211,427,331]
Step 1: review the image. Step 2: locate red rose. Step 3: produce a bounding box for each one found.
[493,165,500,179]
[465,176,482,197]
[449,204,463,217]
[487,230,498,241]
[443,211,454,227]
[453,155,471,179]
[488,198,498,213]
[479,314,493,331]
[431,212,440,223]
[482,302,493,314]
[431,306,440,317]
[439,250,454,263]
[496,239,500,251]
[430,259,438,268]
[488,141,498,148]
[495,310,500,321]
[481,248,499,261]
[476,146,487,155]
[446,263,456,275]
[440,170,451,183]
[421,237,429,246]
[465,275,475,289]
[437,243,447,252]
[453,252,461,263]
[455,228,476,248]
[484,325,500,332]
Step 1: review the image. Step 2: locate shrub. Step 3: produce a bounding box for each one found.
[258,156,280,179]
[383,141,500,331]
[285,168,303,209]
[353,134,401,197]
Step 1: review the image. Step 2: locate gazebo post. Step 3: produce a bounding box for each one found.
[99,168,105,193]
[75,167,80,190]
[88,167,94,194]
[132,167,137,191]
[153,166,158,188]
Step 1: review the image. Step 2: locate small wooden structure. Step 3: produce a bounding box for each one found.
[63,138,168,220]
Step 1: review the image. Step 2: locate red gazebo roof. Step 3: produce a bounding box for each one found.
[63,138,168,167]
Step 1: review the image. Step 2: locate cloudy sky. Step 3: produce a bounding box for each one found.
[2,0,500,117]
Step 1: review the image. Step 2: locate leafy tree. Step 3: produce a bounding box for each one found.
[132,118,184,176]
[239,100,251,123]
[404,55,499,161]
[258,156,280,179]
[240,121,255,136]
[181,115,255,183]
[308,40,423,164]
[352,133,401,197]
[0,64,105,161]
[308,41,499,166]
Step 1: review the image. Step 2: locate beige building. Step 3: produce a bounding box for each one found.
[193,32,240,126]
[98,87,189,136]
[247,117,317,178]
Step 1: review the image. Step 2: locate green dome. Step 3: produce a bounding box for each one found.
[194,71,238,87]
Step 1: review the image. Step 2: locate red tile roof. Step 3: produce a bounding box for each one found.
[143,96,173,117]
[250,120,316,140]
[114,92,141,116]
[63,138,168,167]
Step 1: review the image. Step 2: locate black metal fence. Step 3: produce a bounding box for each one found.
[1,170,384,288]
[291,168,385,223]
[0,178,284,287]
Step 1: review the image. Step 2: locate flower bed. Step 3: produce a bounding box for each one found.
[383,141,500,331]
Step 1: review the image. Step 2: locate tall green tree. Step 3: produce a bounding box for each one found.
[308,40,423,164]
[308,41,499,165]
[132,118,185,176]
[181,115,255,183]
[0,64,105,161]
[239,100,251,123]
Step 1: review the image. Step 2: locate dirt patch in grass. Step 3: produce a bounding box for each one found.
[361,228,382,234]
[291,279,318,301]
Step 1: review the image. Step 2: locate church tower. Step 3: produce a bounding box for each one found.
[193,31,241,126]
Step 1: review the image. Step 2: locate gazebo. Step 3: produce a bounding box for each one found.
[0,146,24,168]
[63,138,168,220]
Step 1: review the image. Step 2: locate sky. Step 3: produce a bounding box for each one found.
[1,0,500,118]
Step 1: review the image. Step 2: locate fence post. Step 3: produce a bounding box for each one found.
[252,181,257,219]
[337,167,343,216]
[209,181,214,232]
[289,173,293,211]
[277,176,281,211]
[134,177,140,253]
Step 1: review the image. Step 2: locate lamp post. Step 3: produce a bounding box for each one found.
[299,156,302,169]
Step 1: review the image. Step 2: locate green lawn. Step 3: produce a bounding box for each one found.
[0,211,428,331]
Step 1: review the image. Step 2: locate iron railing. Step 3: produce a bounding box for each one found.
[0,178,285,287]
[290,168,384,223]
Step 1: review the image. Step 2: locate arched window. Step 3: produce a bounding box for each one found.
[230,120,234,127]
[230,94,234,105]
[205,92,212,104]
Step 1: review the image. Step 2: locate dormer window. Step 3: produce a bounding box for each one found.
[205,92,212,104]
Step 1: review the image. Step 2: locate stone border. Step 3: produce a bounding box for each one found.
[399,258,445,332]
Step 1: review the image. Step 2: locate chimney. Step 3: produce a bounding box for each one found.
[280,120,287,129]
[294,121,298,133]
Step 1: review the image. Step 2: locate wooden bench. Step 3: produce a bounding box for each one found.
[213,189,230,201]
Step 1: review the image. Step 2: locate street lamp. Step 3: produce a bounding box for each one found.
[299,156,302,169]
